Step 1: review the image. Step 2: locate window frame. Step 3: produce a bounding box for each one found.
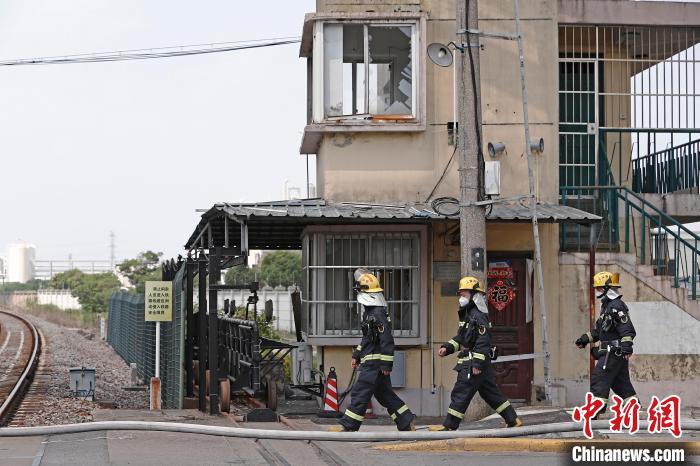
[301,224,429,346]
[310,15,425,127]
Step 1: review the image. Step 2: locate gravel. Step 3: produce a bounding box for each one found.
[16,311,149,426]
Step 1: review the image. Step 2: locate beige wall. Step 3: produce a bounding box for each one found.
[558,256,700,408]
[313,0,560,204]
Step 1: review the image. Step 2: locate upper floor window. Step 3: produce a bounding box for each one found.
[314,21,417,122]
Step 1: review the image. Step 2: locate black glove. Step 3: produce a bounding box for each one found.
[620,345,633,355]
[575,334,589,348]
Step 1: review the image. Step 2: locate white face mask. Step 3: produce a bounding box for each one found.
[597,288,620,300]
[473,292,489,313]
[458,296,470,307]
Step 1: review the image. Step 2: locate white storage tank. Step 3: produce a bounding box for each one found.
[6,242,36,283]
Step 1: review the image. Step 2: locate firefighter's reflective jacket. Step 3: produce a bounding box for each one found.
[579,295,636,355]
[441,302,492,371]
[351,305,394,372]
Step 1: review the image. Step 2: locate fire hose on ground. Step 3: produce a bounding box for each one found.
[1,420,699,441]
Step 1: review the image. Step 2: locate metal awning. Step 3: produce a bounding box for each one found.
[185,198,600,251]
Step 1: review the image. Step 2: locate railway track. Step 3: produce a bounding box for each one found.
[0,310,41,426]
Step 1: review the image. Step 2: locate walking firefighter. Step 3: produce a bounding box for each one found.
[330,269,416,432]
[575,271,637,412]
[430,276,522,431]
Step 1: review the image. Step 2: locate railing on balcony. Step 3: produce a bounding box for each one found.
[632,139,700,194]
[560,186,700,300]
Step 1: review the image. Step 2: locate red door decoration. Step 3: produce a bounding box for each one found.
[488,262,517,311]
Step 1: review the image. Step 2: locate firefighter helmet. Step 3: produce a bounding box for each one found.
[355,271,383,293]
[458,276,485,294]
[592,271,620,289]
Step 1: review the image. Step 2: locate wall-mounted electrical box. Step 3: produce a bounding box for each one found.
[485,161,501,196]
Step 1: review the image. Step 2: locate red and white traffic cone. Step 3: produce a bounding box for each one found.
[364,398,377,419]
[318,367,343,418]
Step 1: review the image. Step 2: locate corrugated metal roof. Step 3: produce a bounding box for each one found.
[209,198,601,223]
[185,198,600,249]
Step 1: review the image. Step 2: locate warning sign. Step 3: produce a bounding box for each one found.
[145,281,173,322]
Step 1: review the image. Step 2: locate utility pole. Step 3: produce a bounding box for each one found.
[456,0,486,280]
[109,231,116,270]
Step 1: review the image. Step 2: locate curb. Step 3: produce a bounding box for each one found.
[374,438,700,453]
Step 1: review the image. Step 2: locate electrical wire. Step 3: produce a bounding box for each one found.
[424,145,458,203]
[465,1,486,202]
[0,37,301,67]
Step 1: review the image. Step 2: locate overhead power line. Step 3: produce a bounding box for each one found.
[0,36,301,66]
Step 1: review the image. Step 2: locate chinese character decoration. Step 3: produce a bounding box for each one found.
[609,394,640,435]
[648,395,682,438]
[572,392,605,439]
[487,265,516,311]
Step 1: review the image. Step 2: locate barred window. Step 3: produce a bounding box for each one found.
[302,231,420,338]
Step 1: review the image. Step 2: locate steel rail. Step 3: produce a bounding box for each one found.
[0,310,41,423]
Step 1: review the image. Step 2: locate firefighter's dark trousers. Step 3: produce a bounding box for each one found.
[443,363,518,430]
[590,352,637,411]
[339,364,414,431]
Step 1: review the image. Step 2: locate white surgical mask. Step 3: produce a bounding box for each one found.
[458,296,469,307]
[597,288,620,300]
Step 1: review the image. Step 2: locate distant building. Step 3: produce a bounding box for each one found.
[6,242,36,283]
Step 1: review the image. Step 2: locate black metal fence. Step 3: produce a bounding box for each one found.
[107,261,185,408]
[632,139,700,194]
[217,316,293,396]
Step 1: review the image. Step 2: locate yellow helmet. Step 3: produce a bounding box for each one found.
[355,272,383,293]
[592,271,620,289]
[458,276,485,294]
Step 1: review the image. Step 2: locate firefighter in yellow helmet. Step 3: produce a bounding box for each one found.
[330,269,416,432]
[430,276,522,431]
[575,271,637,413]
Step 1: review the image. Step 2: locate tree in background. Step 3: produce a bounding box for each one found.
[49,269,85,290]
[49,269,120,313]
[72,272,121,313]
[260,251,301,288]
[117,250,163,293]
[0,279,47,292]
[224,264,259,286]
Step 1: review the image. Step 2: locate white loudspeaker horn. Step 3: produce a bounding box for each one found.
[529,138,545,154]
[488,142,506,157]
[427,43,454,67]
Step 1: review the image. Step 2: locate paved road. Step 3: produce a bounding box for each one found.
[1,409,696,465]
[0,432,566,465]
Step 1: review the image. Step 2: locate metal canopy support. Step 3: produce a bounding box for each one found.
[208,251,221,415]
[185,257,196,398]
[197,252,208,412]
[513,0,552,402]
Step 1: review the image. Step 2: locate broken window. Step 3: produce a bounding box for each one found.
[319,22,415,121]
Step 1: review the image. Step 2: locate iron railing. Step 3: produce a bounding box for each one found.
[560,186,699,299]
[632,139,700,194]
[217,316,293,395]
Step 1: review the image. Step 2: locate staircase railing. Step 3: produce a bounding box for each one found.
[560,186,700,300]
[632,139,700,194]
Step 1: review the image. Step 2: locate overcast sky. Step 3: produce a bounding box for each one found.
[0,0,315,262]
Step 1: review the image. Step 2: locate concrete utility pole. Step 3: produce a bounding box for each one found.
[456,0,486,279]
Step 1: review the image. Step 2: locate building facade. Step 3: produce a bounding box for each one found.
[188,0,700,418]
